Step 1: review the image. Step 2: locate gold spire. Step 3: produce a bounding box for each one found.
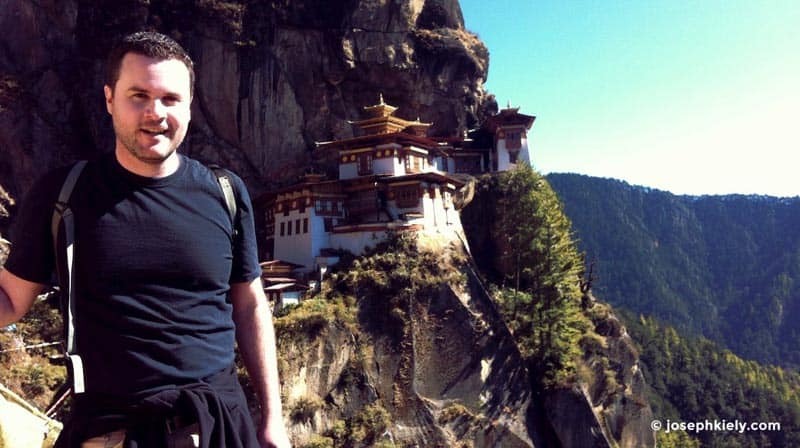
[405,116,433,136]
[362,93,398,119]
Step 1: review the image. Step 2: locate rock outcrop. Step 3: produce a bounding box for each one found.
[275,237,655,447]
[545,296,656,448]
[277,238,545,447]
[0,0,490,210]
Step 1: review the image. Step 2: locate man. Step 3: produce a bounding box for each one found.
[0,32,290,447]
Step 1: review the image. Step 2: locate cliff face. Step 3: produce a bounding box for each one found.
[0,0,489,205]
[545,296,655,448]
[275,237,655,448]
[277,238,542,447]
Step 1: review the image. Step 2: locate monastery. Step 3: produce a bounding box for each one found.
[256,96,534,308]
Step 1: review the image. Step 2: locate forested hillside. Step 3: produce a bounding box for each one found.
[547,173,800,368]
[624,312,800,447]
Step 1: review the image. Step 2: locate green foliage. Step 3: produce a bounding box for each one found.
[465,167,589,387]
[624,312,800,447]
[547,173,800,369]
[657,430,701,448]
[0,295,66,412]
[301,435,334,448]
[290,395,324,423]
[326,233,464,342]
[349,402,392,445]
[438,402,478,425]
[274,295,356,337]
[322,402,392,447]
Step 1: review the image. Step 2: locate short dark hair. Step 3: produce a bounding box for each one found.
[105,31,195,96]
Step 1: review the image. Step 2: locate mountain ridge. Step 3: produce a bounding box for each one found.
[547,172,800,369]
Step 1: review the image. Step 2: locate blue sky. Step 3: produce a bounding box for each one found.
[459,0,800,196]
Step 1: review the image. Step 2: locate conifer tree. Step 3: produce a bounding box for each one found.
[490,165,587,386]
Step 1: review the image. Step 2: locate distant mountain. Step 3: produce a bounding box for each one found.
[547,173,800,368]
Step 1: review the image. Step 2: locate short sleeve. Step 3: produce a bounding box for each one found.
[4,168,69,285]
[228,174,261,284]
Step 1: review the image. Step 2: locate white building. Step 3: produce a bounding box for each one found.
[258,96,535,273]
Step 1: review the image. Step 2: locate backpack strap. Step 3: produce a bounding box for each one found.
[51,160,88,395]
[208,165,239,238]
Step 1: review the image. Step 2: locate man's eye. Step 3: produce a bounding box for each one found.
[131,93,148,101]
[162,96,181,106]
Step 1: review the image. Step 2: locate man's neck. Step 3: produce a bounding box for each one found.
[115,147,180,178]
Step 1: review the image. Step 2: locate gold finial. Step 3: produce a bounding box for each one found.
[507,100,511,109]
[379,93,385,105]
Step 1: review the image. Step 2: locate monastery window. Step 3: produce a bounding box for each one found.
[346,191,379,215]
[358,153,373,175]
[506,131,522,150]
[406,155,424,172]
[303,218,308,233]
[395,185,419,208]
[324,218,333,232]
[315,199,341,216]
[295,219,301,235]
[509,150,519,164]
[455,156,481,174]
[280,222,285,236]
[287,222,292,235]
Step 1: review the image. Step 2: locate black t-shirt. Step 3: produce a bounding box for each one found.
[5,152,261,397]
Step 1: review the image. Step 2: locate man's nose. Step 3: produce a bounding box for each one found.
[145,99,167,119]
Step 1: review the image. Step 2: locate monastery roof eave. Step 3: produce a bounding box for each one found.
[265,178,347,198]
[377,171,466,188]
[313,132,439,156]
[482,110,536,132]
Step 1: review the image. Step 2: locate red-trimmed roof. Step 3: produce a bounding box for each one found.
[482,108,536,132]
[314,131,439,156]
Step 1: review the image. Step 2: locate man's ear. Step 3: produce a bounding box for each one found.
[103,85,113,115]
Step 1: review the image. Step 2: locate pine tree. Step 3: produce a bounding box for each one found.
[490,165,588,386]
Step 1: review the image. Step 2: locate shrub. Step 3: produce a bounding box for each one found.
[438,402,476,424]
[290,395,324,423]
[301,435,333,448]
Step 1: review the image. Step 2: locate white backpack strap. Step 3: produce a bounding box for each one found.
[51,160,88,394]
[208,165,239,237]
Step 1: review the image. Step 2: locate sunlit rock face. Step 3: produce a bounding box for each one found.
[0,0,490,205]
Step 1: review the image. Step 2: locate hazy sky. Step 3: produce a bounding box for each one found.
[459,0,800,197]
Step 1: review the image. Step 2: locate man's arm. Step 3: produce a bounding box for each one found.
[0,269,46,327]
[230,277,291,448]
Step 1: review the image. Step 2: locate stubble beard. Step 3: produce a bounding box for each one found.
[115,121,182,166]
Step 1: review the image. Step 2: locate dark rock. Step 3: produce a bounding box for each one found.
[0,0,490,214]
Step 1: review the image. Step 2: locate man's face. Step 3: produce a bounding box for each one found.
[104,53,192,167]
